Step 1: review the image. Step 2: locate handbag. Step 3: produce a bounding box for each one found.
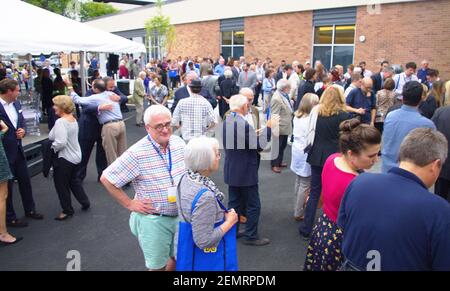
[176,186,238,271]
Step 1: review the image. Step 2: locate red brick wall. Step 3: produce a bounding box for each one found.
[355,0,450,79]
[168,20,220,59]
[245,12,313,64]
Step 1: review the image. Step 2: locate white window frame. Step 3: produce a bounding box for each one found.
[221,30,244,58]
[312,24,356,69]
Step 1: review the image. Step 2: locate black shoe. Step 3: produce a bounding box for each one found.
[0,237,23,247]
[25,212,44,220]
[242,238,270,246]
[299,231,311,241]
[237,229,246,239]
[6,219,28,228]
[54,213,73,221]
[81,205,90,212]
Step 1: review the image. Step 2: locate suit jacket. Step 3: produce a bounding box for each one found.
[201,75,219,98]
[231,67,240,83]
[237,71,257,92]
[371,73,383,93]
[432,106,450,180]
[223,113,268,187]
[172,86,217,112]
[270,91,293,136]
[294,80,315,111]
[0,100,25,164]
[223,106,261,130]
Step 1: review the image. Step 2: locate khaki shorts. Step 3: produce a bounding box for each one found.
[129,212,177,270]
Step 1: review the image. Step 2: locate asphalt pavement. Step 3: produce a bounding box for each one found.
[0,113,314,271]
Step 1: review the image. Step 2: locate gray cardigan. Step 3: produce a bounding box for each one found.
[176,175,225,249]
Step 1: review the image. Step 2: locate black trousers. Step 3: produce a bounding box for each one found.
[435,177,450,202]
[6,153,36,222]
[271,135,288,167]
[254,83,262,106]
[77,137,108,181]
[228,185,261,241]
[54,158,90,215]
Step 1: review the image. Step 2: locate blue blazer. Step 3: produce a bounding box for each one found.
[0,100,25,164]
[223,113,268,187]
[171,86,217,113]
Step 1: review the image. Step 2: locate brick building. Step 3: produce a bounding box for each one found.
[86,0,450,78]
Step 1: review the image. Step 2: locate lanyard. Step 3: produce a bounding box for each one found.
[148,135,174,185]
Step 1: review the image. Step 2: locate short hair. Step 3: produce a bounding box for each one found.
[284,64,293,71]
[224,69,233,79]
[186,71,198,81]
[305,68,316,80]
[92,79,106,92]
[351,72,362,82]
[383,78,395,91]
[52,95,75,114]
[229,94,248,111]
[143,104,171,125]
[276,79,290,91]
[348,64,355,71]
[239,87,254,98]
[402,81,423,106]
[184,136,219,172]
[139,71,146,79]
[399,128,448,167]
[339,119,381,155]
[382,66,394,74]
[353,67,362,73]
[405,62,417,70]
[359,61,366,66]
[427,69,439,78]
[381,60,389,66]
[0,79,18,94]
[207,68,214,75]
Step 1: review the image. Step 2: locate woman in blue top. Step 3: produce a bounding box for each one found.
[262,69,276,114]
[0,120,20,245]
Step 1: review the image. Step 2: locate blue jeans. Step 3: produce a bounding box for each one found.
[228,185,261,241]
[299,165,323,237]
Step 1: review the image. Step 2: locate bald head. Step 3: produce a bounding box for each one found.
[361,77,373,93]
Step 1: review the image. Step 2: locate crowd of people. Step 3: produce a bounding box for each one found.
[0,53,449,271]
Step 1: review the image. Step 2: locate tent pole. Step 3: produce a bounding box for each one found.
[80,51,86,96]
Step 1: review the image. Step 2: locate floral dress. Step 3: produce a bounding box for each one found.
[0,132,13,183]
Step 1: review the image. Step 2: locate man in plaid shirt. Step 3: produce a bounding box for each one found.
[172,79,216,142]
[100,105,186,271]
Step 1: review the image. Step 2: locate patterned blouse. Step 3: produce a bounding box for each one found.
[375,89,396,123]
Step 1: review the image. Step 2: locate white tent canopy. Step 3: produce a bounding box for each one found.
[0,0,146,55]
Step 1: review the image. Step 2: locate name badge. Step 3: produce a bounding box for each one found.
[167,186,177,203]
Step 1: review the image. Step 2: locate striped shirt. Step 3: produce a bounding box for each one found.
[103,134,186,216]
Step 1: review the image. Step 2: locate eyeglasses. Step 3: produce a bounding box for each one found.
[150,122,172,132]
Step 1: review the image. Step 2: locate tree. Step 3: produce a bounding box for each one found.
[144,0,176,57]
[80,2,119,21]
[23,0,119,21]
[24,0,73,16]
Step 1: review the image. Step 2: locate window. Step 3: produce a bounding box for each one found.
[312,25,355,71]
[221,30,244,60]
[148,34,165,60]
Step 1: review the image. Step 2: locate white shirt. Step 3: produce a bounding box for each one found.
[290,116,311,177]
[245,110,255,129]
[393,72,419,99]
[0,97,18,129]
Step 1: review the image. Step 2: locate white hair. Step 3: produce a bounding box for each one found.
[186,71,198,81]
[239,87,253,98]
[139,71,146,79]
[184,136,219,172]
[224,69,233,79]
[353,66,362,73]
[229,94,248,111]
[144,105,171,125]
[276,79,290,91]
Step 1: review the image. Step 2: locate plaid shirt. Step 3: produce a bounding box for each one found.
[103,134,186,216]
[172,94,215,141]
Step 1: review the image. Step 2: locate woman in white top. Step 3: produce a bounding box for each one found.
[49,95,90,221]
[291,93,320,221]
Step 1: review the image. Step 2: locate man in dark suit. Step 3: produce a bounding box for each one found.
[223,94,278,246]
[371,66,394,94]
[171,72,216,112]
[0,79,43,227]
[76,78,127,182]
